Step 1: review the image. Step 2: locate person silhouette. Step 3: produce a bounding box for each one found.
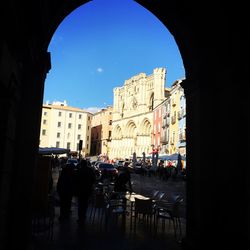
[56,163,74,221]
[74,159,96,225]
[114,163,132,193]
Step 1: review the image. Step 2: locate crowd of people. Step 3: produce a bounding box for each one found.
[131,157,186,181]
[55,158,133,225]
[52,152,186,226]
[56,159,96,224]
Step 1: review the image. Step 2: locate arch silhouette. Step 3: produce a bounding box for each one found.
[0,2,248,250]
[113,125,122,140]
[139,118,151,136]
[125,120,137,138]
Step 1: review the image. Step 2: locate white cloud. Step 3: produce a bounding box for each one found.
[97,67,103,73]
[83,107,103,114]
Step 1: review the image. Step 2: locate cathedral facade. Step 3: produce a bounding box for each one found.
[110,68,166,160]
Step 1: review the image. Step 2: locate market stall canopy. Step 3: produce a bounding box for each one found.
[38,147,70,155]
[159,153,186,161]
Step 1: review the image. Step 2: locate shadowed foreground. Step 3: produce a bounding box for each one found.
[32,172,186,250]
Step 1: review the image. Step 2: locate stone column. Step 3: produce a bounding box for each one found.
[181,75,247,249]
[0,47,51,250]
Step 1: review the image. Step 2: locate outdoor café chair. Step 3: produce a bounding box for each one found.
[155,195,183,242]
[133,197,155,232]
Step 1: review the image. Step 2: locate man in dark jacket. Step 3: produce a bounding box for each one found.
[56,163,74,221]
[114,163,132,193]
[74,159,96,224]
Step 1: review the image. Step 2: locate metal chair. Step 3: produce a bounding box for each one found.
[151,190,160,199]
[155,191,165,201]
[133,197,155,232]
[88,191,107,228]
[105,192,128,231]
[155,195,183,242]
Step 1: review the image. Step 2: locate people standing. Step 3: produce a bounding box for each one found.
[56,163,74,221]
[114,162,133,193]
[158,160,164,179]
[74,159,96,225]
[176,153,183,179]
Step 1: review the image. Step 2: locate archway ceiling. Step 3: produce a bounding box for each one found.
[3,0,224,85]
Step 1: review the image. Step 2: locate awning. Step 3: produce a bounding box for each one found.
[159,153,186,161]
[178,142,186,148]
[38,147,70,155]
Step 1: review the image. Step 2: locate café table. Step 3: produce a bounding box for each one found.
[124,192,152,229]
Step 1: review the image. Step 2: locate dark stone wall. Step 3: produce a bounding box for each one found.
[0,1,248,249]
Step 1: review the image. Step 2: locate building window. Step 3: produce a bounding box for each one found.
[88,116,90,121]
[79,114,82,119]
[57,132,60,138]
[68,123,72,129]
[58,111,62,117]
[43,119,47,125]
[172,131,175,143]
[69,113,72,118]
[87,144,89,149]
[56,141,60,148]
[78,124,82,129]
[87,136,89,141]
[109,131,112,138]
[77,134,81,140]
[43,111,47,116]
[57,122,61,128]
[67,142,70,149]
[87,126,89,130]
[42,129,46,135]
[109,120,112,125]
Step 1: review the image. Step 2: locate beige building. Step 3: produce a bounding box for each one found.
[168,80,185,154]
[90,106,113,157]
[39,101,93,156]
[110,68,167,160]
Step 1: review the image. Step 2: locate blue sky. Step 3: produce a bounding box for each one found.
[43,0,185,113]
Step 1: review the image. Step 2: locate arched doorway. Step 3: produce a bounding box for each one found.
[0,1,248,250]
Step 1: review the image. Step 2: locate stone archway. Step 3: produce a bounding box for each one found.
[138,118,152,155]
[0,1,248,250]
[110,125,122,159]
[124,120,137,157]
